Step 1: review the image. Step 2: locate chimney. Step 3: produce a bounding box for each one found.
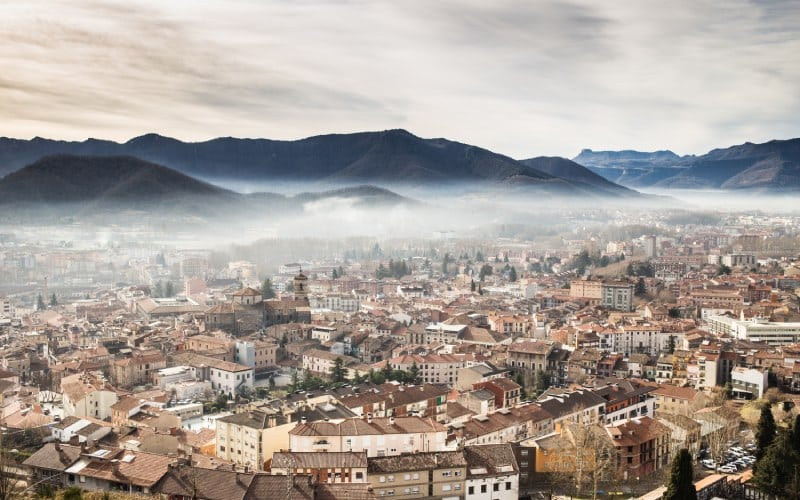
[111,459,120,475]
[389,416,395,426]
[54,442,61,452]
[367,413,372,424]
[300,416,307,425]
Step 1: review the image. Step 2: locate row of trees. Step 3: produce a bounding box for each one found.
[376,259,411,279]
[35,293,58,310]
[151,280,175,298]
[288,360,422,392]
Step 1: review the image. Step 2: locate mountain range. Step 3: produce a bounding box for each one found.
[0,129,636,199]
[0,155,415,217]
[574,138,800,190]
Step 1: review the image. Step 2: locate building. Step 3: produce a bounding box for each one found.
[288,416,450,457]
[602,282,635,312]
[271,451,368,484]
[172,352,254,396]
[707,315,800,345]
[216,410,282,470]
[463,444,519,500]
[61,373,119,421]
[112,351,167,388]
[730,367,768,399]
[367,451,467,499]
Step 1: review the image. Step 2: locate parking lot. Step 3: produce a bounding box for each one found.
[699,442,756,474]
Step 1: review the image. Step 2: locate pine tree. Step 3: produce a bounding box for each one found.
[261,278,276,299]
[792,414,800,455]
[635,277,647,296]
[153,281,164,298]
[756,403,777,463]
[470,280,476,292]
[36,293,45,311]
[49,293,57,307]
[663,448,696,500]
[752,429,799,498]
[409,361,420,384]
[331,357,347,383]
[509,266,517,282]
[165,281,174,297]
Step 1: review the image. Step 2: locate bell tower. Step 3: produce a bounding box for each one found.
[293,269,309,302]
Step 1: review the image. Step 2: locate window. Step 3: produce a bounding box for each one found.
[468,486,475,495]
[442,471,452,477]
[494,483,500,491]
[481,484,487,493]
[506,482,512,490]
[521,449,529,456]
[412,473,419,479]
[442,485,451,492]
[404,474,410,480]
[379,476,386,483]
[388,475,394,482]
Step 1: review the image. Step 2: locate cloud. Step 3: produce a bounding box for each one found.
[0,0,798,157]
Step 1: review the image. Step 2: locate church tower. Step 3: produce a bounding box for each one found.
[293,269,309,302]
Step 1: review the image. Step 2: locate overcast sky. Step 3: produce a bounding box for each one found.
[1,0,798,158]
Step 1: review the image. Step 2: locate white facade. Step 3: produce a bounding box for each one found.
[289,417,451,457]
[465,474,519,500]
[707,315,800,345]
[731,367,768,399]
[63,389,119,421]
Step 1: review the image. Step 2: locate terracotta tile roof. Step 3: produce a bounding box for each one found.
[315,483,375,500]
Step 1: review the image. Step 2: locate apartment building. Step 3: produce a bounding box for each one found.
[288,416,450,457]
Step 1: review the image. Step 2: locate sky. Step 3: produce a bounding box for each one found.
[1,0,798,158]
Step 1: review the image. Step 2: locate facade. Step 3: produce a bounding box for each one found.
[112,351,167,388]
[216,410,282,470]
[463,444,520,500]
[367,451,467,499]
[271,451,368,484]
[602,282,634,312]
[730,367,768,399]
[288,416,450,457]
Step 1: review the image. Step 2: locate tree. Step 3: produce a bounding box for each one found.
[478,264,493,281]
[331,357,347,383]
[476,250,484,262]
[635,277,646,297]
[290,370,300,391]
[667,335,676,354]
[470,279,476,292]
[717,263,732,276]
[793,414,800,455]
[153,280,164,298]
[261,278,276,299]
[331,268,338,279]
[36,293,45,311]
[63,487,83,500]
[663,449,696,500]
[508,266,517,282]
[533,370,551,397]
[752,429,800,498]
[165,281,175,297]
[756,403,777,463]
[49,293,57,307]
[409,361,420,384]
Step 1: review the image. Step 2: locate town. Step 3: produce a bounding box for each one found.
[1,206,799,499]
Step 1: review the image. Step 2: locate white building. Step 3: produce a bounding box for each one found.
[173,353,254,396]
[731,367,768,399]
[707,315,800,346]
[463,444,520,500]
[60,374,119,421]
[288,416,451,457]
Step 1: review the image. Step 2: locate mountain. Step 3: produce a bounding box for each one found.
[519,156,635,195]
[0,155,415,217]
[0,129,636,197]
[572,138,800,190]
[0,155,233,205]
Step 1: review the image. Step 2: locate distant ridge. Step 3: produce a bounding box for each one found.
[0,155,416,215]
[0,129,637,197]
[572,138,800,190]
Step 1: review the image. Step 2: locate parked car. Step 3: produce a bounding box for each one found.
[719,465,737,473]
